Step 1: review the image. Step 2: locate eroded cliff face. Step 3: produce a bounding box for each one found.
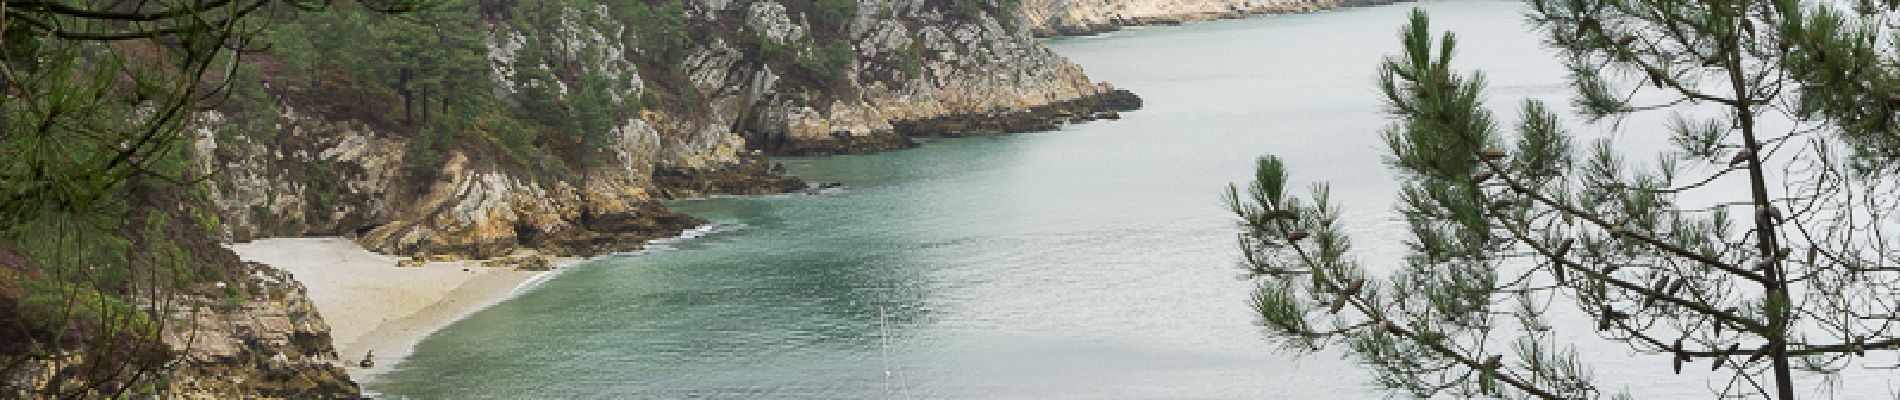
[1,256,359,399]
[198,0,1137,261]
[195,107,738,259]
[160,263,359,399]
[1018,0,1401,36]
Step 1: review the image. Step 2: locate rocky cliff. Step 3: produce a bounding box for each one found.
[2,263,360,399]
[159,263,361,398]
[165,0,1147,397]
[1018,0,1403,36]
[200,0,1139,262]
[0,183,359,399]
[723,0,1142,154]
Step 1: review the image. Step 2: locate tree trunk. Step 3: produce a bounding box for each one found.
[421,85,431,126]
[1720,12,1793,400]
[441,90,451,123]
[399,69,414,125]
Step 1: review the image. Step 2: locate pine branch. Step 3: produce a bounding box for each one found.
[1481,156,1770,284]
[8,0,241,22]
[1489,203,1770,334]
[1266,193,1580,399]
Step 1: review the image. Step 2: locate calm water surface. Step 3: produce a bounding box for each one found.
[368,2,1898,398]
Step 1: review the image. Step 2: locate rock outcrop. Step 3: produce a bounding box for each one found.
[195,107,741,260]
[726,0,1144,155]
[1018,0,1405,36]
[161,263,359,399]
[1,253,360,399]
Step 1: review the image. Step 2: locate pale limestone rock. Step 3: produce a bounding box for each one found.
[161,263,357,398]
[745,1,808,45]
[694,0,735,13]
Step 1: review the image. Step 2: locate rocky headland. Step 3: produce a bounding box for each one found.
[1019,0,1408,37]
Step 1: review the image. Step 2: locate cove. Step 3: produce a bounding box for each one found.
[367,2,1586,398]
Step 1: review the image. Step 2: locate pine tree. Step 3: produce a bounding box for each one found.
[1229,4,1900,399]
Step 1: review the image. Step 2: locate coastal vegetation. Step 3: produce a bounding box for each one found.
[1230,3,1900,399]
[241,0,887,187]
[0,1,429,396]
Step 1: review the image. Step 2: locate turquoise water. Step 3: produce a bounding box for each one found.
[367,2,1634,398]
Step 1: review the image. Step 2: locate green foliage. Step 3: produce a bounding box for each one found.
[404,127,454,178]
[0,2,434,394]
[756,34,789,61]
[222,284,248,307]
[512,38,566,127]
[807,0,860,30]
[481,111,543,166]
[488,1,654,170]
[263,21,324,87]
[681,84,703,106]
[265,0,496,179]
[897,44,926,79]
[947,0,1018,24]
[954,0,985,18]
[997,0,1022,25]
[1230,5,1900,399]
[258,0,668,180]
[570,70,622,155]
[613,0,691,65]
[1774,0,1900,172]
[16,276,157,340]
[1226,15,1618,395]
[796,40,855,82]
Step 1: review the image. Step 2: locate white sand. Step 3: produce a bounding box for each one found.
[227,237,570,382]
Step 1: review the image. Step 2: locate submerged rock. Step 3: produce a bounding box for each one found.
[801,182,850,195]
[482,252,555,271]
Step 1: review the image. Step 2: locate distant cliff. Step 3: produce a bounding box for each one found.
[1018,0,1404,36]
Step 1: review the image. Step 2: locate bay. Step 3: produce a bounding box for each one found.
[368,2,1895,398]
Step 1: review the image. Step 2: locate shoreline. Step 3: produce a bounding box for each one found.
[227,237,578,383]
[205,37,1148,396]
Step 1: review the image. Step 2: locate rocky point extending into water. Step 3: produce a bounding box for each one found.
[1020,0,1411,37]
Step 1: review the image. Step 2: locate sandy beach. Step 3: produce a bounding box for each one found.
[227,237,571,382]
